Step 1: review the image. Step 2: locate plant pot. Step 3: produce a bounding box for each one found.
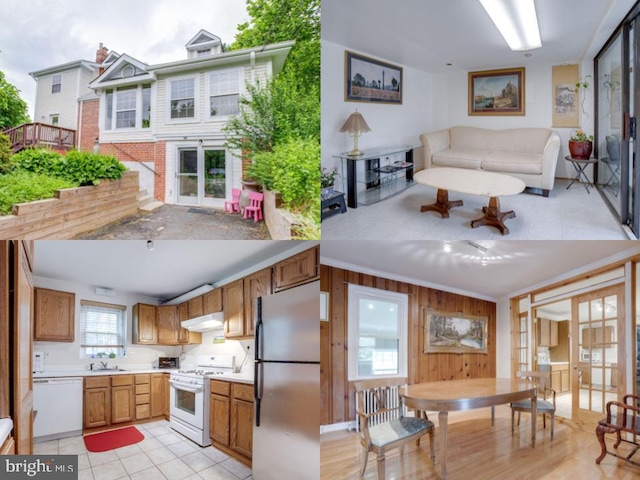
[568,140,593,160]
[321,185,335,199]
[240,178,261,209]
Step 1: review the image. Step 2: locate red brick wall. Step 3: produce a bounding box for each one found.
[78,99,100,152]
[99,141,166,202]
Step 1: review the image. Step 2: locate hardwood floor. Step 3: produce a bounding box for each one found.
[320,405,639,479]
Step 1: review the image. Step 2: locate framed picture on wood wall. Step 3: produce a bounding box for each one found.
[344,50,403,104]
[468,67,525,116]
[424,308,489,354]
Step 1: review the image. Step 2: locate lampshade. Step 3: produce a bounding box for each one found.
[339,110,371,156]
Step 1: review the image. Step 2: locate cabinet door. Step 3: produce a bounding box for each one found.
[84,387,110,428]
[150,374,164,417]
[551,371,561,391]
[203,289,222,314]
[230,397,253,458]
[34,288,75,342]
[112,385,134,424]
[210,393,230,446]
[178,302,202,345]
[162,374,170,417]
[223,280,245,338]
[561,369,570,393]
[188,296,204,319]
[133,304,157,344]
[549,321,558,347]
[243,268,272,337]
[157,305,178,345]
[273,247,318,292]
[538,318,549,346]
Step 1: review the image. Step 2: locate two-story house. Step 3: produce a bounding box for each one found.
[31,30,293,208]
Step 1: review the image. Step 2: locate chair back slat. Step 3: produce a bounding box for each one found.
[354,378,406,432]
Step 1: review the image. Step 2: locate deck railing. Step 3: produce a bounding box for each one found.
[3,122,76,152]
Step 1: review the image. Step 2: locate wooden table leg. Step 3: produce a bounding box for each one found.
[420,188,463,218]
[439,410,448,478]
[471,196,516,235]
[531,394,537,447]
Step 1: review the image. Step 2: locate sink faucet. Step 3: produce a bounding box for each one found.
[100,361,108,369]
[89,363,94,371]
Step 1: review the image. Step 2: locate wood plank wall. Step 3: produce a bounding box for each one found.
[320,264,497,426]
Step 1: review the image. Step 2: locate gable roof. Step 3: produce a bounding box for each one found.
[185,29,222,50]
[29,59,97,79]
[102,51,121,65]
[88,53,153,89]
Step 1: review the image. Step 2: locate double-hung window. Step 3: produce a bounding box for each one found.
[347,284,408,380]
[51,74,62,93]
[209,70,240,117]
[170,78,195,119]
[80,300,126,358]
[115,87,137,129]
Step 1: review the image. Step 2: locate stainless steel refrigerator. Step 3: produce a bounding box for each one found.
[253,280,320,480]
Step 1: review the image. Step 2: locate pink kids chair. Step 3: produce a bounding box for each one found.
[224,188,241,213]
[243,191,264,222]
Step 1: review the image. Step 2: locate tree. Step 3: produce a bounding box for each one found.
[0,70,29,129]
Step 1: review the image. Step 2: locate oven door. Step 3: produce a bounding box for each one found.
[169,379,204,430]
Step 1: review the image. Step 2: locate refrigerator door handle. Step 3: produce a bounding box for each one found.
[254,296,263,427]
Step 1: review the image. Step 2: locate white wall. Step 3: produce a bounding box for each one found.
[321,40,434,175]
[180,331,254,372]
[33,275,180,372]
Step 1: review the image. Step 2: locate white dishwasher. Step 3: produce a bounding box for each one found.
[33,377,83,443]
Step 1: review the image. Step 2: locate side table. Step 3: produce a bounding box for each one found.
[565,155,597,194]
[321,191,346,221]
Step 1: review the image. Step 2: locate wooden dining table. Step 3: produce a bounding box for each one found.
[400,378,538,478]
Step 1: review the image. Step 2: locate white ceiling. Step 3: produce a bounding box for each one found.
[322,0,635,73]
[33,241,312,301]
[320,240,640,300]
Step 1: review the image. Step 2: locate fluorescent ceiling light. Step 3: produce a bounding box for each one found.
[479,0,541,51]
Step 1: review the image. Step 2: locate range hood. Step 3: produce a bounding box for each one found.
[181,312,224,333]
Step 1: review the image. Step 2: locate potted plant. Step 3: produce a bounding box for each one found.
[569,129,594,159]
[321,167,339,199]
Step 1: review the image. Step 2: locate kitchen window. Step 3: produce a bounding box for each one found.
[347,284,408,380]
[208,69,240,117]
[51,74,62,93]
[80,300,126,357]
[170,78,195,119]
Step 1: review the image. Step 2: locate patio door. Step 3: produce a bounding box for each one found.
[176,147,229,207]
[571,285,625,427]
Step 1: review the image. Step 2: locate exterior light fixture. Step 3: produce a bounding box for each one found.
[479,0,542,51]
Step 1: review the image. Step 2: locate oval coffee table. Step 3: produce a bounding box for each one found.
[414,167,526,235]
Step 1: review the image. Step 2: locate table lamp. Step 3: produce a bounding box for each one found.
[339,109,371,156]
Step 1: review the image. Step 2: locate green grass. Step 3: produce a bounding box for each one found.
[0,171,77,215]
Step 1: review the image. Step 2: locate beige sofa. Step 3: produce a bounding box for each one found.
[418,126,561,196]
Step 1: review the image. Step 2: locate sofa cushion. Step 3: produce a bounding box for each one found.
[481,151,543,175]
[432,149,487,169]
[450,126,551,154]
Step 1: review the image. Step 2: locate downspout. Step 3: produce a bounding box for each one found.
[77,99,82,149]
[250,51,256,85]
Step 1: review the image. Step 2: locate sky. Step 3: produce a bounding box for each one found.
[0,0,250,118]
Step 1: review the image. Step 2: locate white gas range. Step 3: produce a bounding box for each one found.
[169,355,235,446]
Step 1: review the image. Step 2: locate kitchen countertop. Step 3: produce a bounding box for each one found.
[33,368,254,384]
[0,418,12,447]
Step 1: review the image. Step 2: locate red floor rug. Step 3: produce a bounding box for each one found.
[83,426,145,452]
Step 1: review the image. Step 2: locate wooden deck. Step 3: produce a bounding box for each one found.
[3,122,76,152]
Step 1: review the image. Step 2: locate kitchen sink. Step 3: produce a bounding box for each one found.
[90,368,128,372]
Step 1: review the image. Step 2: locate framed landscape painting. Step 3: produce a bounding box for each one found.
[424,309,489,354]
[468,67,525,116]
[345,51,402,104]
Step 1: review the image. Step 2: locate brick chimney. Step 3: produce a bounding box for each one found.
[95,43,109,64]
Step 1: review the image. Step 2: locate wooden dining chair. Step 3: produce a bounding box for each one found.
[354,378,435,479]
[511,370,556,440]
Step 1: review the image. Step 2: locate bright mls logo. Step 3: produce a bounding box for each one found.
[3,456,77,479]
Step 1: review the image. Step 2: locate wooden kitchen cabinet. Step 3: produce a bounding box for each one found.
[538,318,558,347]
[210,380,252,464]
[132,303,157,344]
[162,374,170,417]
[273,247,318,292]
[150,373,166,418]
[210,394,231,446]
[540,364,570,393]
[582,326,615,347]
[83,376,111,429]
[111,375,135,424]
[34,288,75,342]
[230,383,254,459]
[203,288,222,314]
[188,295,204,319]
[178,302,202,345]
[134,374,151,420]
[224,279,245,338]
[243,267,272,337]
[157,305,179,345]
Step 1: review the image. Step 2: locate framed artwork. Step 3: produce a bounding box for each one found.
[424,308,489,354]
[345,51,403,104]
[551,64,579,128]
[468,67,525,116]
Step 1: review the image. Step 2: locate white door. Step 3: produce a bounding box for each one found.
[176,147,229,207]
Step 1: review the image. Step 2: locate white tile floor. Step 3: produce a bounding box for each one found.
[322,179,629,240]
[33,420,252,480]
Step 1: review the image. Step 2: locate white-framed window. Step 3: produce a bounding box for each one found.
[208,69,241,117]
[347,284,408,381]
[51,74,62,93]
[170,77,196,119]
[49,114,59,126]
[115,87,137,129]
[80,300,126,358]
[197,49,211,57]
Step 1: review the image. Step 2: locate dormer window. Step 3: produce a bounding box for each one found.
[197,49,211,57]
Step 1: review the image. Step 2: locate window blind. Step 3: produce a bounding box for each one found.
[80,300,126,351]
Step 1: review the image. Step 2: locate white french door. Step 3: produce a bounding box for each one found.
[176,146,230,207]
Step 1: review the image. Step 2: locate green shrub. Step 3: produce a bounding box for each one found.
[13,149,64,175]
[248,138,320,213]
[0,133,13,174]
[63,151,127,186]
[0,171,76,215]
